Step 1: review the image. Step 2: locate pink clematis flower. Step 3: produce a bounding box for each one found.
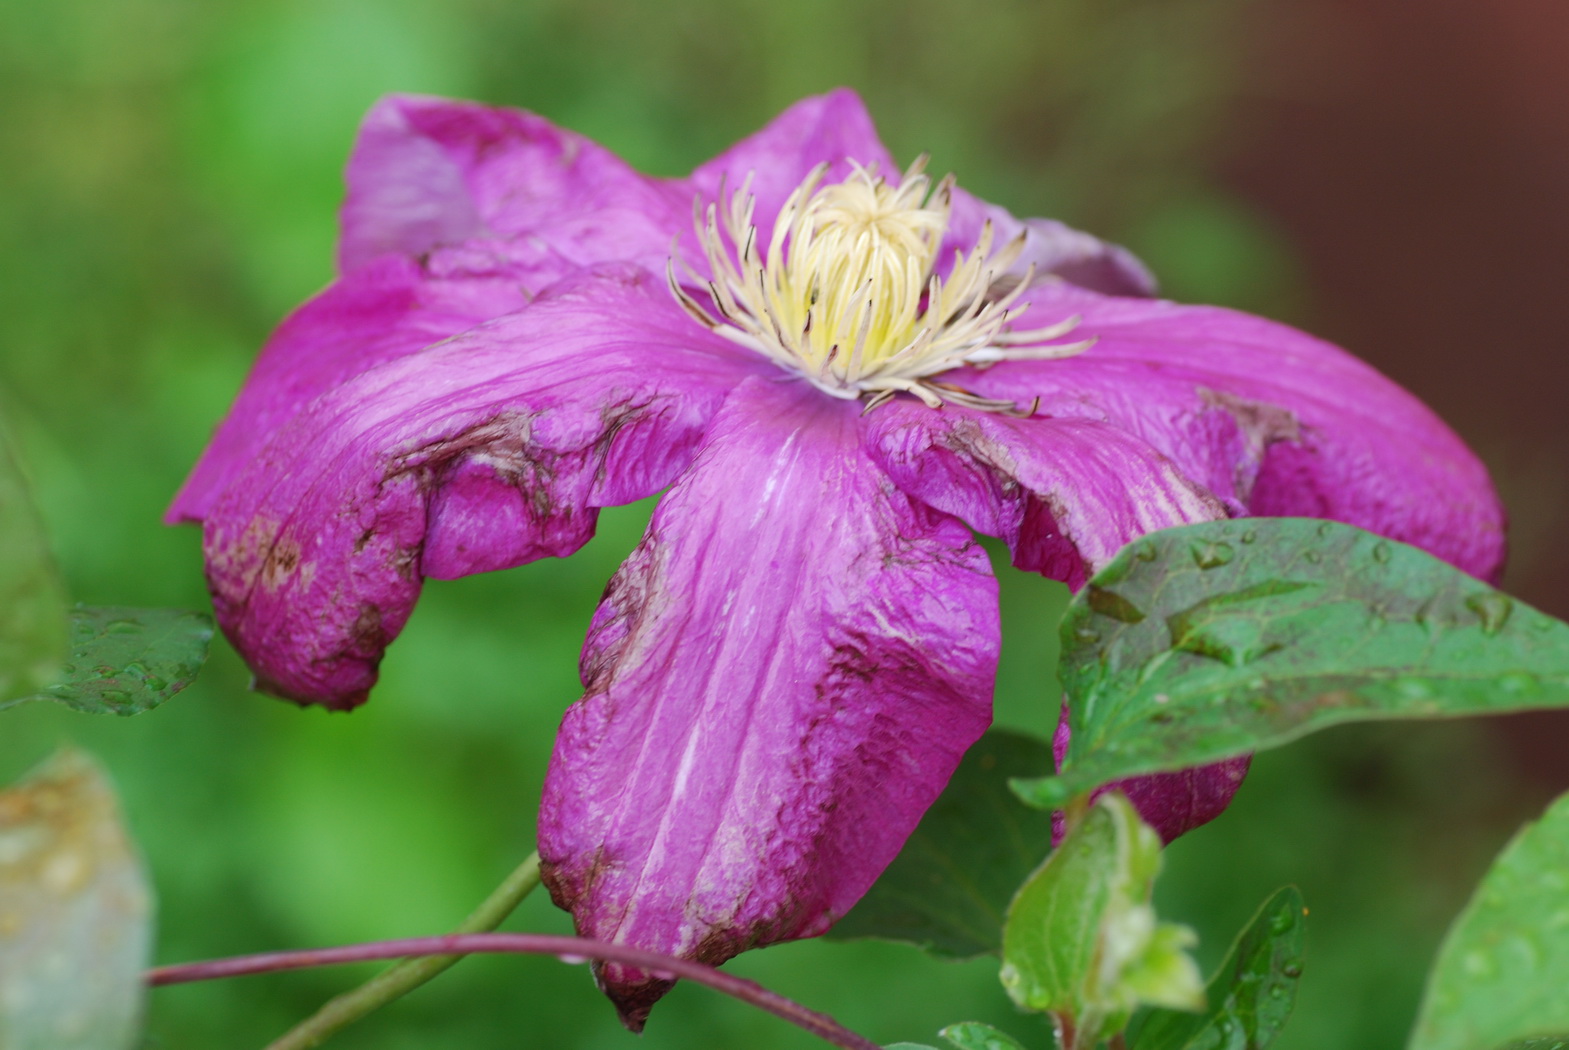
[168,89,1504,1026]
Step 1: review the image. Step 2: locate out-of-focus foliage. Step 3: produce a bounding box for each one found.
[0,749,152,1050]
[892,1021,1031,1050]
[1410,791,1569,1050]
[0,0,1545,1047]
[827,729,1056,960]
[0,426,68,700]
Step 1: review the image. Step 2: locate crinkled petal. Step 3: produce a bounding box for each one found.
[538,377,997,1028]
[168,253,534,523]
[338,94,689,279]
[199,267,767,708]
[865,404,1226,590]
[688,88,897,244]
[943,189,1157,297]
[963,284,1506,580]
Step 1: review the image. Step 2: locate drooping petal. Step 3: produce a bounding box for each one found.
[964,284,1506,580]
[168,253,534,523]
[198,266,767,708]
[688,88,898,243]
[943,189,1158,297]
[538,376,998,1028]
[865,403,1226,590]
[338,95,689,279]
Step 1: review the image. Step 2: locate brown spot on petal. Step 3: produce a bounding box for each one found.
[1199,387,1302,502]
[258,539,302,592]
[206,515,283,595]
[351,603,387,652]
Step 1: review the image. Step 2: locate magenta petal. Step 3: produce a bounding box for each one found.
[168,255,534,524]
[198,268,765,708]
[867,407,1252,840]
[943,189,1157,297]
[689,88,898,240]
[962,285,1506,580]
[866,404,1226,590]
[338,95,688,278]
[538,378,998,1027]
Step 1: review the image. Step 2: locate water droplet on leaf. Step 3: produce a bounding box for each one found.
[1498,671,1538,695]
[1465,592,1513,635]
[1372,541,1391,563]
[1190,541,1235,569]
[1395,678,1434,700]
[1086,585,1146,624]
[1462,949,1496,978]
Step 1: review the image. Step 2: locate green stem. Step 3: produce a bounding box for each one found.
[264,850,542,1050]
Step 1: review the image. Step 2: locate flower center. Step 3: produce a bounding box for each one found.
[668,158,1092,413]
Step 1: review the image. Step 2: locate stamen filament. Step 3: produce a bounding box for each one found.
[667,157,1092,413]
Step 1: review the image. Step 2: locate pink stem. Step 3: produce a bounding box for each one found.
[148,932,881,1050]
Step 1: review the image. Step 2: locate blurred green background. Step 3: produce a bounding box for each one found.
[1,0,1564,1047]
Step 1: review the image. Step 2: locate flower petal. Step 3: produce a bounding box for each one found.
[199,266,766,708]
[167,253,532,524]
[339,95,688,278]
[866,404,1226,590]
[965,285,1506,580]
[944,190,1158,297]
[865,405,1247,841]
[538,377,998,1028]
[689,88,898,241]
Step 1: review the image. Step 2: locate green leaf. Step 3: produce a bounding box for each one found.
[940,1022,1032,1050]
[0,426,69,702]
[0,749,154,1050]
[1001,793,1203,1048]
[1133,886,1306,1050]
[1012,519,1569,809]
[1,605,214,716]
[1409,791,1569,1050]
[884,1023,1034,1050]
[828,729,1056,958]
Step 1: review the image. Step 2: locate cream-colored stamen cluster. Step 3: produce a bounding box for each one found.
[668,157,1092,413]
